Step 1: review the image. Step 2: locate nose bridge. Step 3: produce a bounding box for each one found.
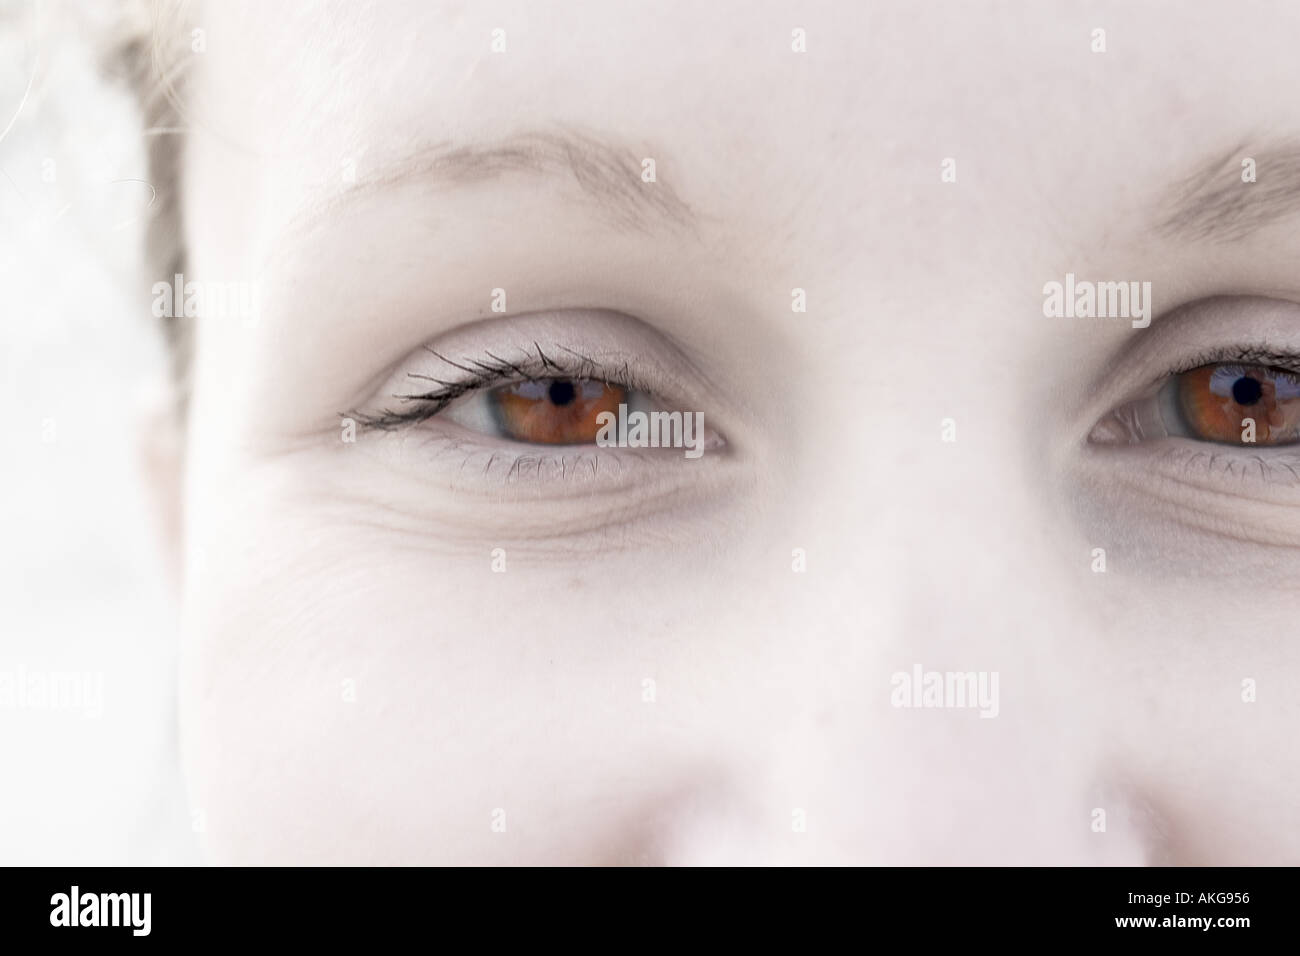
[874,448,1058,651]
[721,352,1130,862]
[819,381,1081,717]
[799,348,1071,659]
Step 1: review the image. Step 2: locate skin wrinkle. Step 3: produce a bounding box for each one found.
[317,448,745,552]
[1089,462,1300,556]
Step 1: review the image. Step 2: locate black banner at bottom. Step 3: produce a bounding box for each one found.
[0,866,1291,943]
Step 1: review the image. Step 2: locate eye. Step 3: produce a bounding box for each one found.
[345,313,732,503]
[1089,348,1300,450]
[1174,364,1300,446]
[351,338,722,461]
[1079,299,1300,557]
[444,377,652,445]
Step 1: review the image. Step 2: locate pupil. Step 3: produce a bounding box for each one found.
[1232,376,1263,406]
[547,380,577,406]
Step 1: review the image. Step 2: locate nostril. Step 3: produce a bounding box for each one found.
[1086,777,1175,866]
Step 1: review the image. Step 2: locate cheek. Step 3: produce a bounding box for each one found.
[1101,593,1300,864]
[178,513,459,862]
[176,473,748,863]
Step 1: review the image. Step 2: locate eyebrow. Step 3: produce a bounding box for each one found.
[1157,139,1300,242]
[284,128,697,244]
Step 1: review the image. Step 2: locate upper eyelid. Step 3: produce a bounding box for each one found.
[403,343,638,401]
[1152,346,1300,389]
[1093,296,1300,389]
[349,344,642,431]
[342,306,734,447]
[1072,296,1300,445]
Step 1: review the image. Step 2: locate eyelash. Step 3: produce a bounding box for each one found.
[349,342,646,431]
[1155,442,1300,486]
[1158,344,1300,385]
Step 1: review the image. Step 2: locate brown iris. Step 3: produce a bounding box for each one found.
[1177,364,1300,445]
[489,378,626,444]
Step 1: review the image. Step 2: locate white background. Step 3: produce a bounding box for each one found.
[0,1,196,865]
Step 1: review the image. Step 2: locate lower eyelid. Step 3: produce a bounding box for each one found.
[1087,437,1300,492]
[1163,443,1300,485]
[334,429,742,552]
[1075,441,1300,561]
[378,422,728,491]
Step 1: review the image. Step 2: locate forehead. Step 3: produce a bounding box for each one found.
[184,0,1300,267]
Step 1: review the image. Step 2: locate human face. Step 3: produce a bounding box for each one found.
[178,0,1300,864]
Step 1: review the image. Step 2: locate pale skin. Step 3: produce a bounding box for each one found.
[171,0,1300,863]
